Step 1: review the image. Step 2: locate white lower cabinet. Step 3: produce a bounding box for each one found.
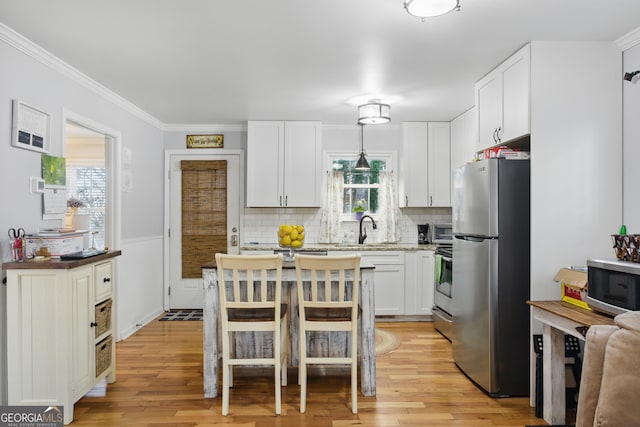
[328,250,438,316]
[332,251,405,316]
[4,254,118,425]
[404,251,435,315]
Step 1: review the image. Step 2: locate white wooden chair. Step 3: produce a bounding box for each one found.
[215,253,288,416]
[294,254,361,414]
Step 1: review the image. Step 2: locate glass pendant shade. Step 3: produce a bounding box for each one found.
[404,0,460,18]
[357,100,390,125]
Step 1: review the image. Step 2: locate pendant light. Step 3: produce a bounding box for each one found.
[355,124,370,170]
[404,0,460,19]
[357,99,390,125]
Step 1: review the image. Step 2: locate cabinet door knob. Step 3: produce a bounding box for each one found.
[103,277,111,283]
[90,322,98,328]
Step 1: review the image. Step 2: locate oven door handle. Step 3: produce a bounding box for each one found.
[436,254,452,263]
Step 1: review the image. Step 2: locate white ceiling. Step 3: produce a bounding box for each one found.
[1,0,639,126]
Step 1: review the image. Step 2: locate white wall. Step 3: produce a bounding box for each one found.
[0,26,165,341]
[117,236,164,340]
[623,43,640,232]
[530,42,623,302]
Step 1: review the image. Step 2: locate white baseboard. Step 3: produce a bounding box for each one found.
[118,307,165,341]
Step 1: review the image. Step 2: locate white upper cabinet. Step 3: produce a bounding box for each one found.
[399,122,429,207]
[246,121,322,207]
[427,122,451,207]
[399,122,451,207]
[476,44,530,150]
[450,107,477,171]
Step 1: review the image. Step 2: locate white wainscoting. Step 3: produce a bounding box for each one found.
[117,236,164,341]
[0,283,6,405]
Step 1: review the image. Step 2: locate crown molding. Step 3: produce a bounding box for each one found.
[0,23,164,130]
[616,26,640,51]
[162,123,245,133]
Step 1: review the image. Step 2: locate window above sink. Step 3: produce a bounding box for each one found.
[327,152,393,220]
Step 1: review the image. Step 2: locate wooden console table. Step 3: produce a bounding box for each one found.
[528,300,615,425]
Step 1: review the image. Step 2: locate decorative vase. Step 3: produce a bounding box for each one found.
[355,211,364,221]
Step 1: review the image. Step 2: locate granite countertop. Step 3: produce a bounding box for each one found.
[240,243,437,252]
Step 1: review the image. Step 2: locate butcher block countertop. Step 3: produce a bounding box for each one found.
[527,300,615,327]
[2,250,121,270]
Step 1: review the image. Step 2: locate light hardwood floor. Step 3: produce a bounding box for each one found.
[73,319,547,426]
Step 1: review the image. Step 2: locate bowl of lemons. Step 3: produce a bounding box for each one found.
[278,224,305,249]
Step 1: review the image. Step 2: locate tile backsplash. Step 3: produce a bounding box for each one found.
[242,207,452,245]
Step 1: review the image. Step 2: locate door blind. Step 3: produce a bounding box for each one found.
[181,160,228,278]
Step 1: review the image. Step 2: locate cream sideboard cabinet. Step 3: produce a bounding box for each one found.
[2,251,120,425]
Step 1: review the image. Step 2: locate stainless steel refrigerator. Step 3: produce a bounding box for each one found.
[451,158,530,397]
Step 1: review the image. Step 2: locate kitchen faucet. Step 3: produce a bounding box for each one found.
[358,215,377,244]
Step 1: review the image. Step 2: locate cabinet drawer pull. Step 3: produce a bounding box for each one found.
[90,321,98,328]
[103,277,111,283]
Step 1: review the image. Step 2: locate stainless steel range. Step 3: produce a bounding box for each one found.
[432,242,453,341]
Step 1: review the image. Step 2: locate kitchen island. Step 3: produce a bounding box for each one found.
[201,258,377,398]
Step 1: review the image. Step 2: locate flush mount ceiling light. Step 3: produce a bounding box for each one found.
[357,99,390,125]
[404,0,461,18]
[355,124,371,170]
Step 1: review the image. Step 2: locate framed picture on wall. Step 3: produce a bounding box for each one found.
[11,99,51,153]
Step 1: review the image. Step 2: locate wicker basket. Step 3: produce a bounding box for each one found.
[95,335,113,377]
[612,234,640,263]
[95,299,112,338]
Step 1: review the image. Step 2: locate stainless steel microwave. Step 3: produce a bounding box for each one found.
[587,258,640,316]
[432,223,452,244]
